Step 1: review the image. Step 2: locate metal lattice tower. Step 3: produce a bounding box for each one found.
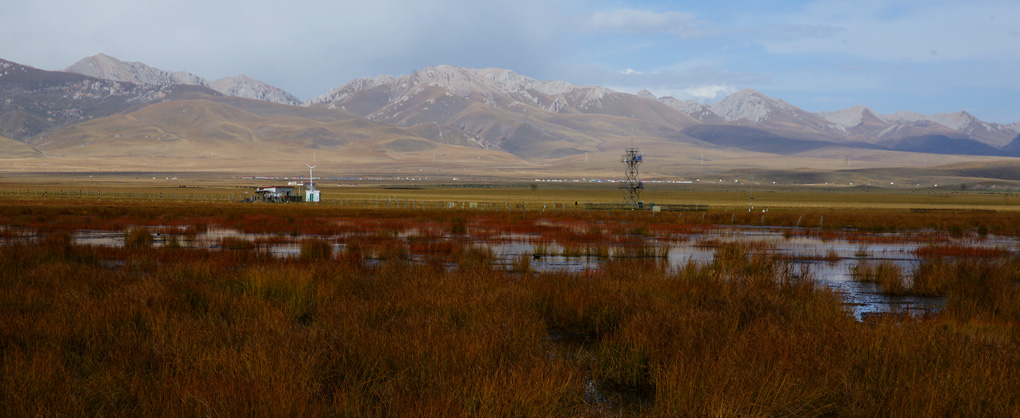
[621,148,643,207]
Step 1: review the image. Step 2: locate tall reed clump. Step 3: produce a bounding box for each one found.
[509,253,533,275]
[939,257,1020,321]
[299,238,333,261]
[850,260,908,295]
[449,217,468,235]
[123,226,153,248]
[910,256,955,296]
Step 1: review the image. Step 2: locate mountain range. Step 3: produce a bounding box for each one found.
[2,54,1019,180]
[65,54,303,106]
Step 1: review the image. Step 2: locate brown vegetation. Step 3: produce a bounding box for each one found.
[1,201,1020,416]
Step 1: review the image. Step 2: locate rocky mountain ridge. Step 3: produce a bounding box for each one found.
[61,55,1020,147]
[4,55,1020,168]
[66,54,301,106]
[645,89,1019,150]
[306,65,700,158]
[0,58,220,140]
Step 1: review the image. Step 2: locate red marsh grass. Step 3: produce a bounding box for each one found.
[2,201,1020,416]
[915,243,1012,258]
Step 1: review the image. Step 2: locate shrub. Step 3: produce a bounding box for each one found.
[124,226,153,248]
[299,238,333,261]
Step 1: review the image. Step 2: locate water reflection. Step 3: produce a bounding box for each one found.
[62,225,1014,319]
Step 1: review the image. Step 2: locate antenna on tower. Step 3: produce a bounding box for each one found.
[621,148,643,208]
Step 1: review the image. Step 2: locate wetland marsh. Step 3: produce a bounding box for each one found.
[2,183,1020,416]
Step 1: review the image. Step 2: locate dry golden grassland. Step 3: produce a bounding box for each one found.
[1,189,1020,416]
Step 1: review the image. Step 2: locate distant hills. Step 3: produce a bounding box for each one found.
[1,54,1019,180]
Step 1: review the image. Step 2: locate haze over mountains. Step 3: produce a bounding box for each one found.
[2,54,1019,181]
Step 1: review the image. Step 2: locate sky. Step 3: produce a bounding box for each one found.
[2,0,1018,124]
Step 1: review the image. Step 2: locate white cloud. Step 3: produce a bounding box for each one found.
[588,9,713,38]
[681,85,739,102]
[627,84,737,103]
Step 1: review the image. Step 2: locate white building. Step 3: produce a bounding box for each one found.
[305,188,320,203]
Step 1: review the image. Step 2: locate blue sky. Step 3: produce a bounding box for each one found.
[2,0,1018,123]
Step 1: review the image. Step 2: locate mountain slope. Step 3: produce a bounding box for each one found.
[0,58,220,141]
[681,124,882,155]
[711,89,848,138]
[656,95,726,123]
[66,54,302,106]
[66,53,205,86]
[308,65,701,160]
[819,105,892,138]
[0,134,40,158]
[34,99,521,164]
[882,110,1018,147]
[209,76,302,106]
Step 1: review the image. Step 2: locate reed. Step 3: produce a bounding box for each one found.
[850,260,908,295]
[910,257,956,296]
[3,200,1020,416]
[218,236,255,250]
[299,238,333,261]
[611,243,670,259]
[123,226,153,248]
[584,244,611,259]
[509,253,533,275]
[533,241,553,257]
[560,244,584,258]
[854,244,870,258]
[825,247,841,262]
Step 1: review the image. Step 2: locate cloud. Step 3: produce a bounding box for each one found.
[591,60,764,104]
[681,85,739,102]
[758,0,1020,63]
[776,23,845,39]
[0,0,569,100]
[588,9,713,38]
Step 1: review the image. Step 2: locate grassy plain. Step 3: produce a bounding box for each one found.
[3,171,1020,208]
[2,179,1020,416]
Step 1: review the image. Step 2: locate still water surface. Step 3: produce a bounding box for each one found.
[69,225,1016,319]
